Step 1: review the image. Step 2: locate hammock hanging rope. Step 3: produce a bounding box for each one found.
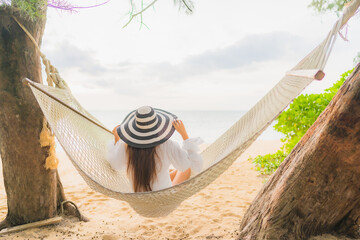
[20,0,360,217]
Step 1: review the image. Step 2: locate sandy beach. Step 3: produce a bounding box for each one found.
[0,140,349,239]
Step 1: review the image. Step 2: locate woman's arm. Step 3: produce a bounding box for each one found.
[167,120,203,173]
[172,120,189,140]
[112,125,120,144]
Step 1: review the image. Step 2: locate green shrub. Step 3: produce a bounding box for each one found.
[252,150,287,175]
[252,68,353,175]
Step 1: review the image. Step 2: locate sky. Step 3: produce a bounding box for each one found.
[40,0,360,111]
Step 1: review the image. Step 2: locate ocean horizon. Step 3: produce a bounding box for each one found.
[88,110,284,144]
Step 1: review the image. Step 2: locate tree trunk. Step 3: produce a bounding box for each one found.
[238,64,360,240]
[0,7,84,229]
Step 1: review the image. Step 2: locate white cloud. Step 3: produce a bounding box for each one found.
[40,0,360,111]
[45,41,106,74]
[46,31,308,84]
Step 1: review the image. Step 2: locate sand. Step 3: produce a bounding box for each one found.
[0,140,350,239]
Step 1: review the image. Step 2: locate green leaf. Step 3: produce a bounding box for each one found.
[252,68,353,176]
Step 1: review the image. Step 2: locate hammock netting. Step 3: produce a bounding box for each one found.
[24,1,360,217]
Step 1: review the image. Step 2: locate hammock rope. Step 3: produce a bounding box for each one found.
[12,16,67,89]
[18,0,360,217]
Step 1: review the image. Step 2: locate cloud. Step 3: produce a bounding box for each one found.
[185,31,304,70]
[43,41,107,75]
[42,31,308,97]
[138,31,308,82]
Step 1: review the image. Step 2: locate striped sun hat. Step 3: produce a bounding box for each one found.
[117,106,178,148]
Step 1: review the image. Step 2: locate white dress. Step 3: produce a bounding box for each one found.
[106,138,204,192]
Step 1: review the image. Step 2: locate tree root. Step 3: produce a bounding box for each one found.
[60,201,89,222]
[0,219,11,231]
[56,171,89,222]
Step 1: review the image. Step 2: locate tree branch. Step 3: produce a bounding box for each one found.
[122,0,158,28]
[181,0,192,12]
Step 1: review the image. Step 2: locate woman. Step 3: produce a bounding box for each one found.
[106,106,203,193]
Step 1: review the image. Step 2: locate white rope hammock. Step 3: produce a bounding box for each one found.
[22,0,360,217]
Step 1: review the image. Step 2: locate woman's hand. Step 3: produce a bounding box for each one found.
[172,120,189,140]
[112,125,120,144]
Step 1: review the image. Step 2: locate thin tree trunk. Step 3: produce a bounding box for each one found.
[0,8,86,229]
[238,64,360,240]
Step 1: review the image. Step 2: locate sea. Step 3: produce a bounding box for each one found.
[88,110,283,144]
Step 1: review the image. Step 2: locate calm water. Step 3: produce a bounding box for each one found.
[89,110,283,143]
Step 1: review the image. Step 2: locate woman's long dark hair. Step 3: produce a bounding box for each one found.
[126,145,159,192]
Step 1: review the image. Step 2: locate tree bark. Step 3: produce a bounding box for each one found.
[0,7,86,229]
[238,64,360,240]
